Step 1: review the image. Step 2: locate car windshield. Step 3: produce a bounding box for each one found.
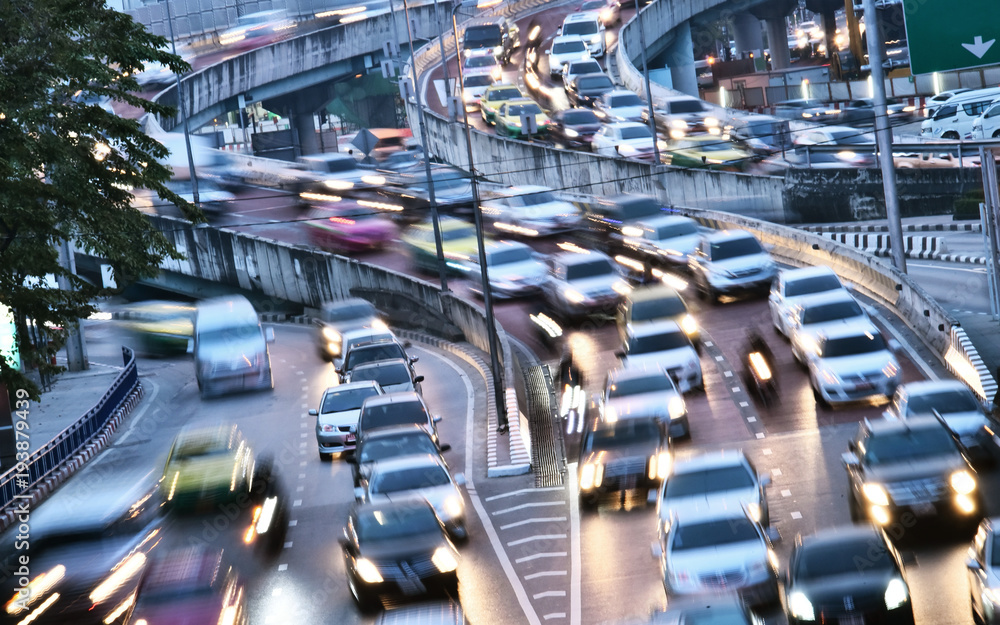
[569,61,602,75]
[513,191,556,206]
[354,504,441,541]
[371,465,451,493]
[553,40,587,54]
[620,126,651,140]
[709,237,762,260]
[563,21,599,36]
[795,538,895,578]
[321,387,381,413]
[665,465,755,497]
[991,533,1000,567]
[581,0,604,9]
[362,400,428,429]
[464,25,501,47]
[347,344,406,368]
[578,75,613,90]
[607,374,672,397]
[907,390,981,414]
[442,225,476,241]
[562,109,600,124]
[422,171,469,192]
[628,331,689,354]
[566,258,614,280]
[610,94,642,107]
[466,56,497,68]
[490,247,533,265]
[672,518,758,550]
[359,434,439,464]
[652,221,698,240]
[819,332,886,357]
[785,274,842,297]
[585,419,660,451]
[507,103,542,117]
[487,88,521,101]
[863,427,958,465]
[464,74,493,88]
[630,296,686,321]
[196,324,259,345]
[351,364,411,386]
[667,100,706,114]
[800,300,864,324]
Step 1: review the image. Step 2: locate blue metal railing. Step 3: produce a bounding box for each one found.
[0,347,139,511]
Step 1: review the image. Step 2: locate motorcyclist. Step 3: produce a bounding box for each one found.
[742,328,778,397]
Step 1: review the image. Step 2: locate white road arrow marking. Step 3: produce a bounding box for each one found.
[433,79,453,106]
[962,35,996,59]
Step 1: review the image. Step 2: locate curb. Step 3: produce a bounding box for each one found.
[801,223,982,233]
[813,232,988,263]
[0,383,145,534]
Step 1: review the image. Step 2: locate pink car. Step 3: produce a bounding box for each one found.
[305,200,397,253]
[128,547,246,625]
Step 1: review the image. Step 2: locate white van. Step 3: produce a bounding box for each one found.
[192,295,275,397]
[920,87,1000,140]
[560,12,605,58]
[972,100,1000,139]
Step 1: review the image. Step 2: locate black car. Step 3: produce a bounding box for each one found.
[314,298,386,361]
[340,501,460,612]
[578,192,667,252]
[349,424,450,487]
[837,98,916,127]
[548,108,602,149]
[783,525,915,625]
[566,73,615,108]
[843,416,982,531]
[357,391,441,445]
[578,416,670,509]
[337,338,417,379]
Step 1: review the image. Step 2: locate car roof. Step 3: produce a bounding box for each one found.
[140,546,225,594]
[897,379,975,396]
[798,524,885,550]
[607,89,638,97]
[322,297,376,313]
[815,319,881,340]
[371,453,448,474]
[563,11,601,22]
[627,319,684,337]
[610,121,647,129]
[863,414,951,435]
[793,289,861,309]
[323,380,383,395]
[363,391,424,407]
[670,500,754,524]
[552,34,587,44]
[507,184,554,194]
[780,265,839,281]
[671,449,750,474]
[702,229,758,243]
[634,214,697,230]
[485,239,533,253]
[628,284,683,304]
[552,248,612,264]
[607,364,672,384]
[504,98,539,106]
[341,328,396,343]
[173,423,241,453]
[359,423,437,443]
[351,358,410,372]
[376,601,466,625]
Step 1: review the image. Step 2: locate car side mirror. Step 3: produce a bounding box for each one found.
[650,541,663,558]
[967,557,981,571]
[766,527,781,544]
[614,349,625,358]
[433,415,442,423]
[556,27,562,35]
[186,338,194,354]
[842,451,860,467]
[901,551,918,566]
[414,375,425,383]
[454,473,467,486]
[265,327,275,343]
[308,409,318,416]
[353,487,365,501]
[760,474,772,487]
[439,442,452,452]
[410,356,420,364]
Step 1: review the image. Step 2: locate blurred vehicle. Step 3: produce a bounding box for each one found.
[619,214,701,269]
[345,359,425,395]
[644,96,723,139]
[495,98,551,139]
[617,284,699,345]
[481,185,580,237]
[657,449,771,531]
[337,337,417,380]
[548,107,602,149]
[357,391,440,446]
[304,200,397,253]
[312,297,386,361]
[578,193,667,252]
[787,291,870,364]
[801,320,901,407]
[311,381,385,460]
[562,58,604,85]
[376,601,467,625]
[349,424,448,488]
[132,44,193,90]
[591,121,660,162]
[382,164,475,220]
[340,501,460,612]
[192,295,274,397]
[884,380,995,466]
[794,125,876,147]
[837,97,917,126]
[355,454,468,540]
[218,9,296,50]
[756,146,876,172]
[541,249,629,319]
[559,12,606,57]
[127,546,246,625]
[920,87,1000,140]
[726,112,792,155]
[349,128,415,164]
[655,506,780,607]
[772,98,841,123]
[768,266,849,336]
[924,88,972,118]
[377,148,423,172]
[159,423,254,513]
[843,416,981,529]
[968,517,1000,625]
[337,328,400,367]
[594,89,646,123]
[466,239,548,299]
[295,153,386,200]
[646,595,763,625]
[577,0,620,26]
[462,51,503,82]
[461,17,519,65]
[893,151,967,168]
[565,72,615,108]
[547,36,591,76]
[687,230,777,303]
[479,83,525,124]
[401,217,481,276]
[458,73,494,110]
[600,365,688,438]
[117,300,194,357]
[663,135,754,171]
[973,99,1000,139]
[617,320,703,393]
[578,416,670,508]
[783,525,915,625]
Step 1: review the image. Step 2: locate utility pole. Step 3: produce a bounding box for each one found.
[57,238,88,371]
[165,0,200,206]
[634,0,661,164]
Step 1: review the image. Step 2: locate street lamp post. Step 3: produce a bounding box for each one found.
[633,0,661,164]
[164,0,199,206]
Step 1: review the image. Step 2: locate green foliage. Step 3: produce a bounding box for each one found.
[0,0,199,398]
[954,188,985,220]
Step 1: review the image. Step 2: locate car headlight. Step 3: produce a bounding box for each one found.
[432,546,459,573]
[863,483,890,506]
[704,116,719,127]
[612,280,632,296]
[746,502,762,523]
[680,314,698,336]
[493,46,502,56]
[788,591,815,621]
[985,587,1000,605]
[361,174,386,186]
[657,139,668,150]
[444,495,464,518]
[355,558,383,584]
[950,470,977,495]
[648,451,671,480]
[669,119,687,129]
[590,35,601,45]
[322,326,340,341]
[371,319,388,331]
[564,287,586,303]
[668,395,686,421]
[320,424,334,432]
[464,91,475,103]
[564,128,579,138]
[884,577,909,610]
[618,143,638,155]
[621,225,643,238]
[580,462,603,490]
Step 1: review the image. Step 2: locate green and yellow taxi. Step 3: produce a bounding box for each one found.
[160,423,255,513]
[480,83,526,125]
[118,300,195,356]
[401,217,483,276]
[663,134,754,172]
[495,98,551,139]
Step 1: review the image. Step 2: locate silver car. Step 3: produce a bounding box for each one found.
[541,249,630,319]
[311,381,385,460]
[344,359,425,395]
[356,454,468,540]
[601,365,688,438]
[620,215,701,268]
[803,320,902,407]
[618,320,702,393]
[467,240,548,299]
[786,291,870,364]
[481,185,581,238]
[688,230,777,303]
[768,266,849,336]
[968,517,1000,625]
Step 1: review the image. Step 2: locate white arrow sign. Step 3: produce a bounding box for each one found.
[962,35,996,59]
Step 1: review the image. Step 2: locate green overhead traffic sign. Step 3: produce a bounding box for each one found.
[904,0,1000,74]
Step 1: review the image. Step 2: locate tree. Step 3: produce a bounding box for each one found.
[0,0,199,398]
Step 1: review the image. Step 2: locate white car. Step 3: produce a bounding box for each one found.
[481,185,581,238]
[462,51,503,82]
[656,505,780,608]
[547,36,591,76]
[621,214,701,267]
[562,58,603,85]
[600,365,688,438]
[355,453,468,540]
[687,230,778,303]
[803,320,902,407]
[458,73,494,110]
[592,122,660,162]
[595,89,646,123]
[786,291,870,364]
[768,266,849,336]
[657,450,771,533]
[793,125,875,147]
[560,12,605,57]
[310,381,385,459]
[541,249,629,319]
[466,240,548,299]
[968,517,1000,625]
[618,320,702,393]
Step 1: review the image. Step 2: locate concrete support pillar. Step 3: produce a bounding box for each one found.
[293,107,319,157]
[733,12,764,57]
[765,17,792,70]
[666,20,698,98]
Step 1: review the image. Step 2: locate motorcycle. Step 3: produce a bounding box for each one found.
[742,330,779,408]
